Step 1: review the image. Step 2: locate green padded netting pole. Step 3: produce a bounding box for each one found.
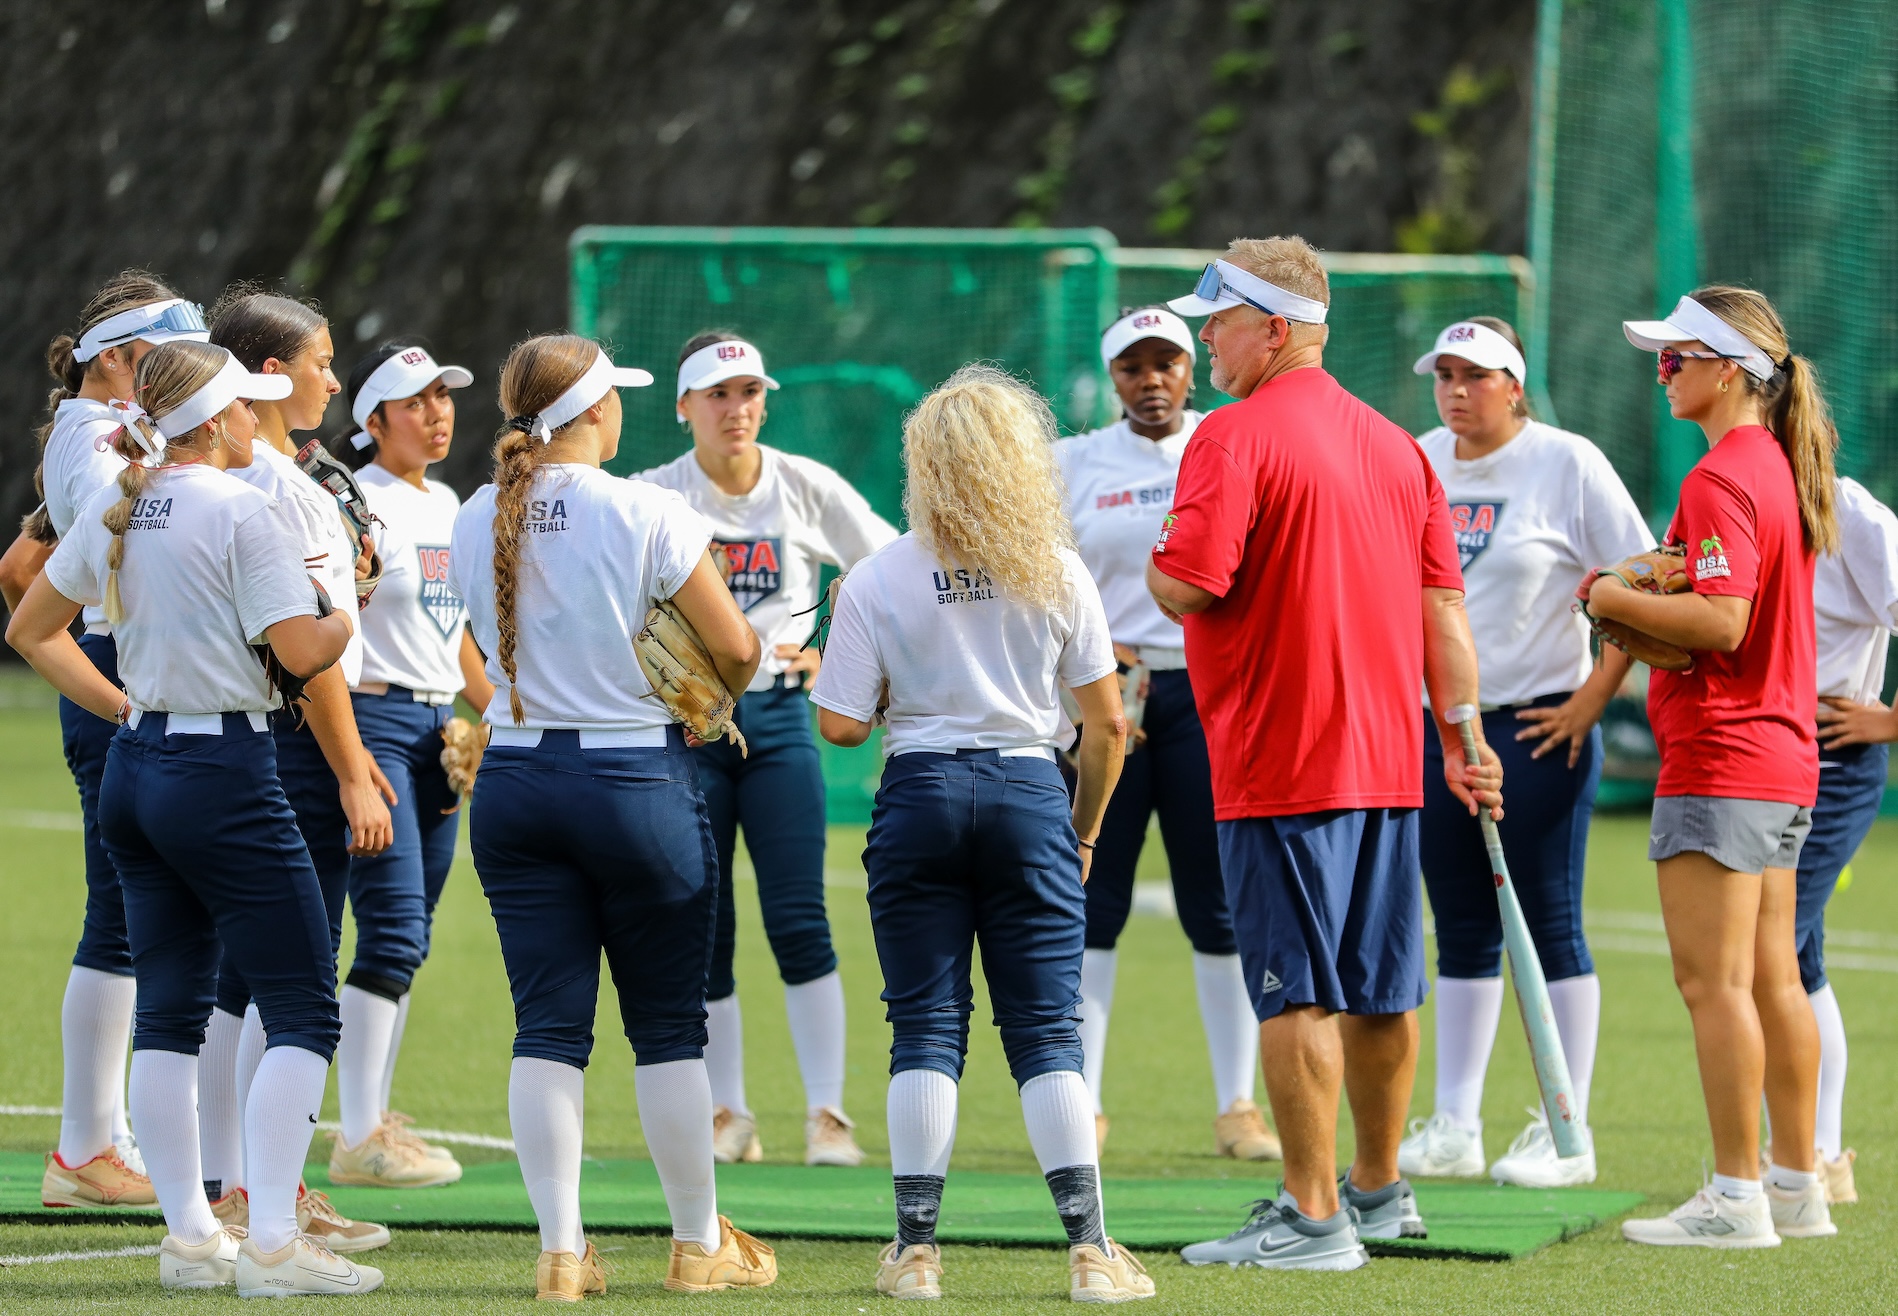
[1652,0,1703,529]
[1526,0,1564,424]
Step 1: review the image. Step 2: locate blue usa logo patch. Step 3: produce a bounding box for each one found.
[415,545,463,639]
[1447,501,1506,569]
[716,538,783,612]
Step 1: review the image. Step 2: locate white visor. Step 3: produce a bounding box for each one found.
[1623,295,1776,381]
[1167,259,1329,324]
[515,349,654,443]
[1100,308,1197,366]
[674,340,780,419]
[73,298,211,363]
[1412,321,1527,383]
[155,350,293,439]
[349,345,473,435]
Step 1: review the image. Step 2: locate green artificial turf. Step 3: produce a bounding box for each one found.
[1,668,1895,1310]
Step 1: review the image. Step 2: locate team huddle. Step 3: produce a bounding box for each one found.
[0,233,1883,1300]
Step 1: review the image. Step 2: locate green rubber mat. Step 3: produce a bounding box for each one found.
[0,1152,1641,1260]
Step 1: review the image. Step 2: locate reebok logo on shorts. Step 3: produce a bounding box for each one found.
[1257,969,1282,994]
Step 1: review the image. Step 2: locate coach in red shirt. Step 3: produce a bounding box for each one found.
[1151,238,1502,1267]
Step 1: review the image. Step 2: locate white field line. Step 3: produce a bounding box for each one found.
[0,809,84,832]
[0,1244,161,1267]
[0,1104,62,1117]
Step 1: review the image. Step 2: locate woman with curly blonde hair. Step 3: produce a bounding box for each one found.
[813,365,1153,1303]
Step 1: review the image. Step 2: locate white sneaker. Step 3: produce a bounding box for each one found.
[1767,1178,1838,1238]
[236,1232,385,1297]
[1622,1186,1780,1248]
[1397,1112,1485,1179]
[159,1226,243,1289]
[1490,1109,1596,1187]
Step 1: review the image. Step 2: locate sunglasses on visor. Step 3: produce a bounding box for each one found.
[1194,263,1281,318]
[94,301,208,349]
[1657,345,1742,382]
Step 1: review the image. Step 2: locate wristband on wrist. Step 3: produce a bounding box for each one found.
[114,697,132,725]
[1077,837,1096,851]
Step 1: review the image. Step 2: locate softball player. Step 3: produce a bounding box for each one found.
[814,365,1155,1304]
[1779,476,1898,1207]
[640,331,896,1167]
[0,273,209,1212]
[1604,287,1835,1246]
[448,333,777,1300]
[7,341,376,1296]
[1053,307,1274,1162]
[197,291,391,1252]
[329,342,488,1189]
[1399,317,1651,1188]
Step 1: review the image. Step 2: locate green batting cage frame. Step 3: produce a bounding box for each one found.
[570,227,1534,822]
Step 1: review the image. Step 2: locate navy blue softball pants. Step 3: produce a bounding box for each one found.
[1795,742,1888,993]
[470,728,719,1068]
[60,633,132,976]
[864,750,1086,1085]
[100,713,340,1059]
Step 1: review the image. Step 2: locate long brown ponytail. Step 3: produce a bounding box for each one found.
[490,334,599,724]
[100,342,230,623]
[25,271,181,542]
[1692,284,1839,555]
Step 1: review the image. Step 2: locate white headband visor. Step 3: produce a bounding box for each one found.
[74,298,211,363]
[155,351,293,439]
[1167,259,1329,324]
[1623,295,1776,381]
[675,339,780,401]
[350,346,473,432]
[1100,308,1197,366]
[1413,321,1527,383]
[538,349,654,434]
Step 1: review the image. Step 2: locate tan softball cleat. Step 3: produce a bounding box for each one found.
[1069,1240,1155,1303]
[1820,1149,1858,1205]
[875,1241,943,1299]
[40,1146,157,1208]
[665,1216,778,1292]
[536,1242,607,1302]
[806,1106,866,1166]
[385,1110,461,1164]
[300,1184,392,1254]
[236,1232,383,1297]
[1214,1098,1282,1162]
[159,1225,244,1290]
[712,1106,764,1164]
[329,1122,463,1188]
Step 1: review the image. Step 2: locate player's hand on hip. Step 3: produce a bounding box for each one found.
[1817,695,1898,748]
[1444,737,1504,821]
[1078,843,1094,886]
[775,643,820,688]
[1514,691,1608,768]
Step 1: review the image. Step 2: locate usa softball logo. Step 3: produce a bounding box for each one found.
[716,537,783,611]
[1447,501,1507,568]
[416,544,464,638]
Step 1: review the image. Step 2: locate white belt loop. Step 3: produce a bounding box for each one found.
[488,727,544,748]
[488,726,668,749]
[1136,646,1188,672]
[998,746,1058,762]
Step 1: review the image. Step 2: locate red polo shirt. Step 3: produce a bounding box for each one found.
[1152,367,1463,818]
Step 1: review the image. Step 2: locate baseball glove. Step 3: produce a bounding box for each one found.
[1574,546,1695,671]
[295,439,384,606]
[440,716,488,797]
[635,598,749,756]
[254,576,336,711]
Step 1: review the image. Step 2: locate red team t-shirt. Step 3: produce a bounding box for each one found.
[1649,425,1818,805]
[1152,368,1464,819]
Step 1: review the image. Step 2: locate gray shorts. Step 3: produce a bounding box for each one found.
[1649,795,1814,873]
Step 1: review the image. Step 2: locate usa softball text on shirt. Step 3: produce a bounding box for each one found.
[415,545,464,640]
[1693,534,1731,580]
[1095,482,1176,510]
[715,537,783,611]
[526,499,568,533]
[1447,501,1507,569]
[933,566,995,604]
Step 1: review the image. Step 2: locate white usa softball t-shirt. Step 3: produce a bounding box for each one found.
[228,442,363,687]
[42,398,133,632]
[1815,477,1898,704]
[355,463,465,696]
[637,445,897,691]
[1417,420,1652,707]
[1054,413,1202,651]
[811,533,1116,757]
[45,465,318,713]
[449,464,712,729]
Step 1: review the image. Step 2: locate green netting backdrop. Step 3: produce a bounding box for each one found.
[571,229,1530,821]
[1538,0,1898,520]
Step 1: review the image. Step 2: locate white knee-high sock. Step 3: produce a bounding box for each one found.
[243,1046,329,1254]
[337,987,400,1147]
[1546,974,1602,1126]
[380,991,412,1116]
[1077,949,1117,1115]
[231,1004,266,1190]
[196,1008,245,1197]
[887,1069,959,1177]
[703,993,749,1116]
[635,1059,721,1247]
[110,1046,134,1150]
[1192,952,1257,1111]
[1810,984,1848,1161]
[1020,1070,1108,1250]
[1433,976,1504,1131]
[129,1050,219,1244]
[783,971,848,1112]
[510,1057,586,1256]
[57,967,136,1165]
